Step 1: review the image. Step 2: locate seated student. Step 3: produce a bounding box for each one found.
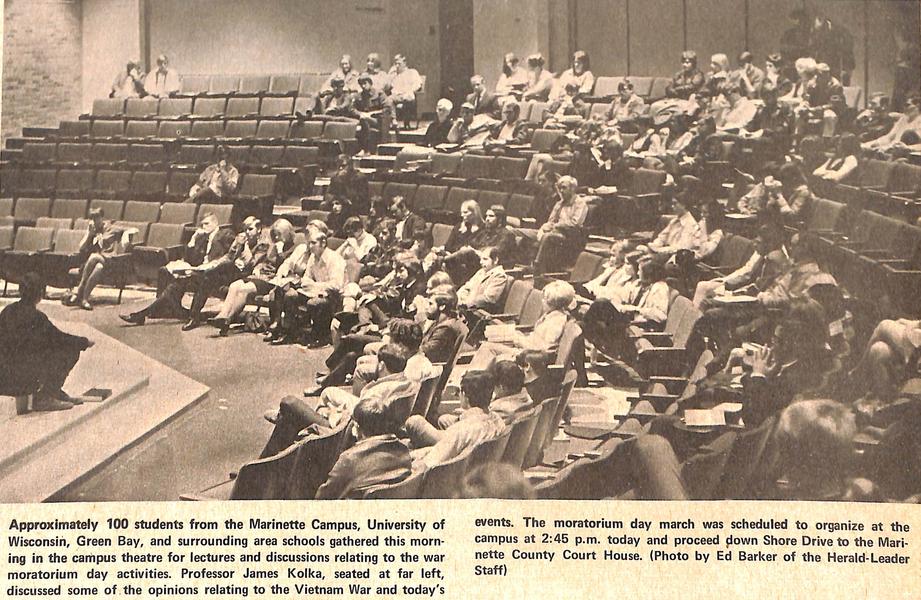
[854,93,896,142]
[177,216,268,331]
[423,99,455,147]
[319,76,354,117]
[337,216,377,278]
[550,50,595,102]
[714,85,758,132]
[580,241,639,302]
[389,196,430,254]
[692,224,785,310]
[406,370,506,469]
[605,79,646,132]
[188,145,239,204]
[462,280,576,374]
[263,344,416,459]
[446,102,478,145]
[665,51,706,100]
[521,54,554,102]
[528,176,589,275]
[417,284,466,364]
[265,225,348,347]
[0,273,95,413]
[64,208,138,310]
[143,54,180,99]
[467,74,501,119]
[731,51,765,99]
[323,196,352,239]
[111,59,144,98]
[644,192,704,259]
[848,317,921,405]
[792,62,844,140]
[735,167,788,217]
[583,258,671,361]
[325,154,369,214]
[495,52,529,102]
[458,247,509,312]
[320,54,360,96]
[211,219,297,336]
[120,213,234,326]
[387,54,424,130]
[315,394,413,499]
[430,199,485,285]
[813,133,860,183]
[517,348,561,405]
[350,73,394,153]
[694,201,725,261]
[484,359,533,425]
[544,83,590,128]
[478,205,517,266]
[482,101,533,152]
[310,317,425,395]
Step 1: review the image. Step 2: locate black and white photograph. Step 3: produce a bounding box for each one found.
[1,0,921,508]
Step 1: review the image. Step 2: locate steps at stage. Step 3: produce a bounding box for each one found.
[0,321,209,502]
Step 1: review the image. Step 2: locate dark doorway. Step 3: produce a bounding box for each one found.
[439,0,475,109]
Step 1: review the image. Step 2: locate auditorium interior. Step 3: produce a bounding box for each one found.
[1,0,921,503]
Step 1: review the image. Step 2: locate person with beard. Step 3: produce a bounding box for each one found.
[325,154,369,215]
[477,205,517,267]
[350,73,393,153]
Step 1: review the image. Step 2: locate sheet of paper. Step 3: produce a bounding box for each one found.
[684,409,726,427]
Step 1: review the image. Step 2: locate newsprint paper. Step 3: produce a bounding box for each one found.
[1,0,921,598]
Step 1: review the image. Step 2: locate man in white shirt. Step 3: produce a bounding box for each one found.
[298,227,349,348]
[387,53,423,129]
[532,175,589,275]
[143,54,180,99]
[646,194,703,256]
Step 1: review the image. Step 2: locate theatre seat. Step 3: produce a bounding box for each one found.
[125,98,160,120]
[13,197,52,225]
[225,97,261,119]
[91,169,132,199]
[129,171,168,201]
[158,203,197,226]
[89,199,125,221]
[122,200,160,223]
[50,198,89,221]
[91,98,125,119]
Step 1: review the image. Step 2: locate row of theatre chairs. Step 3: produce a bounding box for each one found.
[2,169,279,208]
[175,73,329,98]
[14,142,320,182]
[48,118,359,149]
[0,197,233,228]
[185,274,587,500]
[810,159,921,222]
[87,96,312,122]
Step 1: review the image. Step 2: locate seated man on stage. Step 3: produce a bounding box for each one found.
[119,212,235,326]
[64,208,138,310]
[187,145,239,204]
[1,273,95,412]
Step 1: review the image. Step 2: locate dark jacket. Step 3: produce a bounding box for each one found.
[467,90,501,119]
[0,301,90,395]
[397,213,431,252]
[421,316,464,364]
[186,228,235,266]
[315,434,412,499]
[423,119,453,147]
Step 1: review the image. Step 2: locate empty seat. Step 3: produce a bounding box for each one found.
[260,97,295,118]
[0,198,13,217]
[167,171,201,200]
[198,203,233,225]
[281,145,319,167]
[54,142,91,166]
[412,185,448,213]
[51,227,86,254]
[250,145,285,168]
[51,198,88,221]
[237,174,277,197]
[35,216,73,230]
[179,75,210,95]
[222,120,259,139]
[507,193,535,220]
[123,200,161,222]
[2,227,55,281]
[113,220,151,244]
[133,223,187,270]
[630,76,655,97]
[224,145,251,166]
[91,120,125,139]
[124,120,159,140]
[91,98,125,118]
[478,190,509,212]
[91,169,132,198]
[299,74,326,96]
[192,97,227,118]
[444,187,478,216]
[158,98,193,119]
[458,154,494,179]
[322,121,358,141]
[13,198,53,223]
[289,120,323,140]
[592,76,624,98]
[130,171,168,200]
[255,120,291,140]
[432,153,461,176]
[89,199,125,220]
[127,144,167,166]
[239,75,271,95]
[159,203,197,225]
[528,102,550,124]
[225,97,261,119]
[22,143,57,165]
[55,169,95,197]
[269,75,301,95]
[58,120,91,139]
[125,98,160,119]
[382,182,417,205]
[157,119,192,139]
[18,170,58,196]
[176,143,216,167]
[492,156,528,180]
[90,143,128,166]
[190,120,225,138]
[649,77,670,101]
[293,95,317,116]
[209,75,240,94]
[529,129,564,152]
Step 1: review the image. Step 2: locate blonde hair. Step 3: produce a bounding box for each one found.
[542,280,576,311]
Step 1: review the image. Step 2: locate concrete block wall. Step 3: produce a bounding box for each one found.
[2,0,83,143]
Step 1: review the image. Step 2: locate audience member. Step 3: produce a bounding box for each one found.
[388,53,424,129]
[110,59,144,98]
[188,145,239,203]
[320,54,360,96]
[63,209,137,310]
[495,52,529,101]
[665,51,705,99]
[143,54,180,98]
[423,99,455,147]
[550,50,595,102]
[467,75,500,119]
[521,54,554,101]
